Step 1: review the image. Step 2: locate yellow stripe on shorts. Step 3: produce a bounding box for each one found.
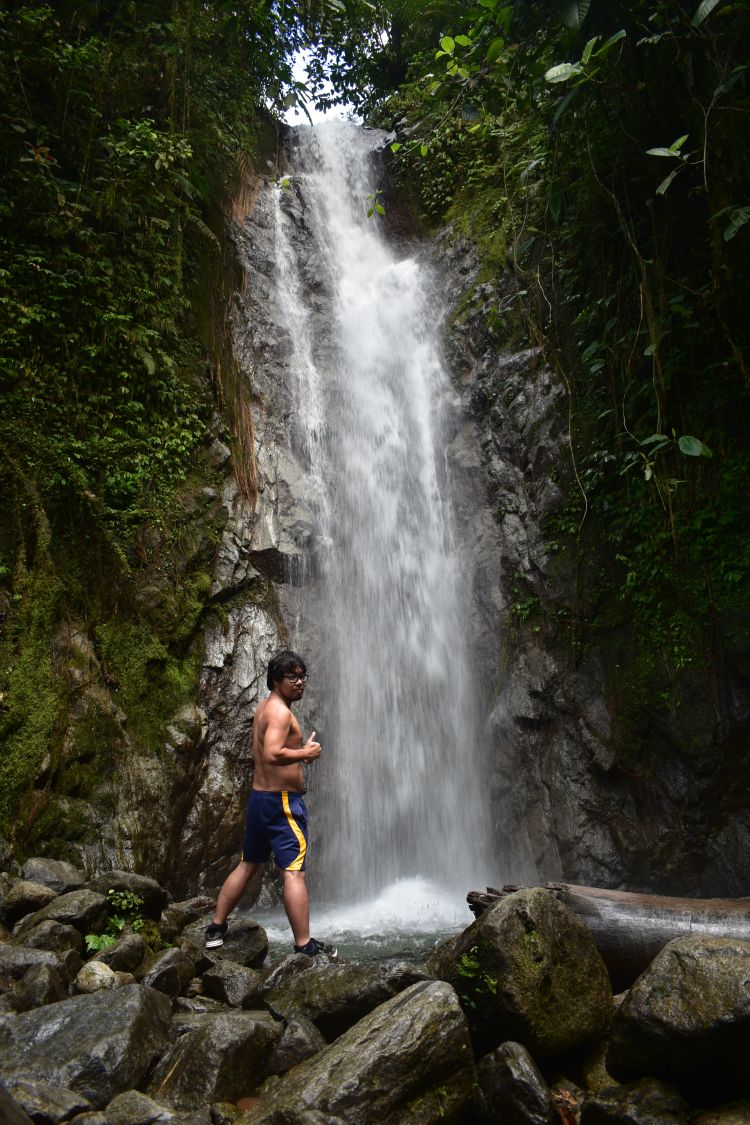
[281,790,307,871]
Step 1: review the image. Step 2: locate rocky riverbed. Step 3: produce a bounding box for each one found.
[1,858,749,1123]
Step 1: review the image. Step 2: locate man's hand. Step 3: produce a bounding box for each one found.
[302,731,321,763]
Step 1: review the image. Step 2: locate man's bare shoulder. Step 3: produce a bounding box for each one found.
[258,693,292,726]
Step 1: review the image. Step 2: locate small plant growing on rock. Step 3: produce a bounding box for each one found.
[456,944,498,1011]
[85,889,146,952]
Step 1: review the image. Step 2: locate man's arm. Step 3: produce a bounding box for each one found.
[262,705,321,765]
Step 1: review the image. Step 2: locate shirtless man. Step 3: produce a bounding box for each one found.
[204,650,334,956]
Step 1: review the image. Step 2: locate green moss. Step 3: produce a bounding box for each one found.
[0,554,65,833]
[94,620,200,753]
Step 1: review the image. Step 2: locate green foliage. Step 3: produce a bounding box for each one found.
[85,888,145,952]
[455,944,498,1012]
[366,0,750,705]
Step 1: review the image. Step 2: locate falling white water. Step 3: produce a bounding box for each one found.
[273,121,493,910]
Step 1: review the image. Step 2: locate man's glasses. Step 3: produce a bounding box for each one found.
[283,673,308,683]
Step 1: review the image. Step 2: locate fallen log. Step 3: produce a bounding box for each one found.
[467,883,750,990]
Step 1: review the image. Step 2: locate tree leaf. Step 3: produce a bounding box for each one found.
[647,147,679,158]
[440,36,455,55]
[545,62,583,84]
[596,29,627,56]
[723,206,750,241]
[656,167,681,194]
[486,37,505,64]
[560,0,591,30]
[582,37,598,65]
[390,142,402,152]
[692,0,722,26]
[678,435,713,457]
[455,35,472,46]
[669,134,689,151]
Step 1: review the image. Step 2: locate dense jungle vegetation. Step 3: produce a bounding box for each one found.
[1,0,748,848]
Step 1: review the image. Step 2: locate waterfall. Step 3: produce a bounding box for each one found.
[272,121,492,905]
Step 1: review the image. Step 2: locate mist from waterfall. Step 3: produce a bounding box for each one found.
[273,120,493,907]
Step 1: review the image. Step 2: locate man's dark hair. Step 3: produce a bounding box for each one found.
[267,650,307,690]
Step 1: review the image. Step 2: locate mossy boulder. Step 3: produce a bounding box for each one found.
[607,935,750,1101]
[426,888,613,1057]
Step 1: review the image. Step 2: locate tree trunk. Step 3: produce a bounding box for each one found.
[468,883,750,990]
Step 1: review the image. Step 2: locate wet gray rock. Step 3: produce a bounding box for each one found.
[2,881,59,925]
[94,932,146,974]
[201,960,263,1007]
[0,1083,35,1124]
[267,1017,326,1075]
[0,983,172,1108]
[694,1105,750,1124]
[21,858,86,895]
[106,1089,178,1123]
[255,952,316,998]
[13,889,108,939]
[12,919,83,956]
[147,1010,282,1110]
[6,1079,92,1124]
[69,1115,109,1125]
[86,873,168,921]
[264,958,432,1041]
[159,897,214,943]
[140,947,196,998]
[183,916,268,968]
[607,935,750,1100]
[580,1078,689,1124]
[476,1041,558,1124]
[0,944,80,987]
[247,980,476,1124]
[11,962,67,1012]
[427,888,613,1057]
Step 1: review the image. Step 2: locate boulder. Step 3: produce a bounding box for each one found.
[13,889,108,939]
[6,1079,92,1123]
[0,1084,34,1125]
[159,897,215,943]
[11,963,67,1012]
[12,919,83,957]
[694,1105,750,1125]
[607,936,750,1100]
[86,873,169,921]
[182,916,268,969]
[476,1041,558,1124]
[201,960,263,1007]
[267,1017,326,1075]
[21,858,86,895]
[140,948,196,998]
[255,953,317,998]
[0,983,172,1108]
[244,980,476,1124]
[580,1078,689,1124]
[94,932,146,974]
[427,888,613,1057]
[0,944,80,987]
[68,1115,109,1124]
[75,960,134,993]
[147,1010,283,1110]
[106,1089,178,1123]
[2,881,59,925]
[264,958,432,1041]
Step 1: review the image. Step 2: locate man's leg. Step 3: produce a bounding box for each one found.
[282,869,310,947]
[213,859,263,925]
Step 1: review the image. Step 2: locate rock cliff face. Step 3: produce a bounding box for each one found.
[432,223,750,896]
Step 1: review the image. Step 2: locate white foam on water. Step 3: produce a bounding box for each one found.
[254,876,472,952]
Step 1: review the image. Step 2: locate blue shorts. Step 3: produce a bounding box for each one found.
[242,789,308,871]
